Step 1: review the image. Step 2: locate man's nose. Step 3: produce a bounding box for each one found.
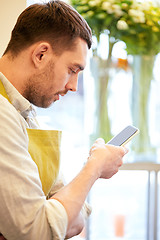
[66,75,78,92]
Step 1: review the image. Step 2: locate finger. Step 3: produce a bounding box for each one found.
[89,138,105,156]
[118,159,123,167]
[105,144,128,157]
[122,146,129,155]
[91,138,105,150]
[95,138,105,144]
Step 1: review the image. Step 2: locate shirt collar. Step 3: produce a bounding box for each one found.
[0,72,36,119]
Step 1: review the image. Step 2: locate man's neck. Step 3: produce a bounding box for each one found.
[0,53,28,95]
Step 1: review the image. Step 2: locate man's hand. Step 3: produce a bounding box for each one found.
[88,138,128,179]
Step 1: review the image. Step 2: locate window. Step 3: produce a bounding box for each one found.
[89,171,148,240]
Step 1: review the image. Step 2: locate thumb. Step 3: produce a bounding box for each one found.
[95,138,105,144]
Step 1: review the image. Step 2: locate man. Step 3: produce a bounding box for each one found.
[0,1,128,239]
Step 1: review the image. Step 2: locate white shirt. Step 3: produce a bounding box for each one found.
[0,73,68,240]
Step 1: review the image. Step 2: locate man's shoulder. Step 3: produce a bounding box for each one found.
[0,94,19,115]
[0,94,26,128]
[0,94,28,141]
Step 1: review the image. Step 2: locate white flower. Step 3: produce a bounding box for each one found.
[129,9,145,23]
[87,10,94,17]
[104,0,115,3]
[117,20,129,30]
[129,9,138,17]
[140,2,152,11]
[95,0,102,4]
[112,4,122,11]
[88,1,97,7]
[107,8,114,14]
[114,9,124,18]
[88,0,102,7]
[122,3,128,9]
[131,1,151,11]
[102,3,124,17]
[80,0,88,4]
[101,2,111,11]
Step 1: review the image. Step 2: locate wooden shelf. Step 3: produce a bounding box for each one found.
[120,162,160,172]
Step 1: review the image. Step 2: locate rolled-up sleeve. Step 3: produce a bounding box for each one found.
[0,96,68,240]
[46,200,68,239]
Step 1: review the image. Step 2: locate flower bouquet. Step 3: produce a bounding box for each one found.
[71,0,160,54]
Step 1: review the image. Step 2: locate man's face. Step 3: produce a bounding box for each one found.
[24,38,88,108]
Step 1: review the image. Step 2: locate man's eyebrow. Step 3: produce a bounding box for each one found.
[73,63,85,71]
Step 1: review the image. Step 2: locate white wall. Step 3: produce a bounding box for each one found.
[0,0,26,56]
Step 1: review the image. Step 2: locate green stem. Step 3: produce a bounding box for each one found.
[131,55,155,153]
[90,40,115,143]
[99,41,114,142]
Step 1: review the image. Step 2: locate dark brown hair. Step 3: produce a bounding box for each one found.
[3,0,92,56]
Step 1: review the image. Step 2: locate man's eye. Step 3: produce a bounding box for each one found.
[70,68,76,74]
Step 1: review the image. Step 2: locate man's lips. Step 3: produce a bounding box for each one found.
[55,94,60,100]
[54,91,68,101]
[59,90,68,96]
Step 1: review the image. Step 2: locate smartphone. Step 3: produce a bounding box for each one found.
[107,125,139,146]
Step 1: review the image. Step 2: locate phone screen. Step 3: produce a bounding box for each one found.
[107,125,139,146]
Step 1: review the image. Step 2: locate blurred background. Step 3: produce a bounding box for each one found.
[1,0,160,239]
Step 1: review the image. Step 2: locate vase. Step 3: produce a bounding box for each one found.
[89,41,115,144]
[131,55,157,162]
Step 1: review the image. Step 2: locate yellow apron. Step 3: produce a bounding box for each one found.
[0,80,61,196]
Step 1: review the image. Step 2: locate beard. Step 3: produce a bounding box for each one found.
[23,61,57,108]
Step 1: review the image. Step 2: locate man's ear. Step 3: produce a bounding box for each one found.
[31,42,52,68]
